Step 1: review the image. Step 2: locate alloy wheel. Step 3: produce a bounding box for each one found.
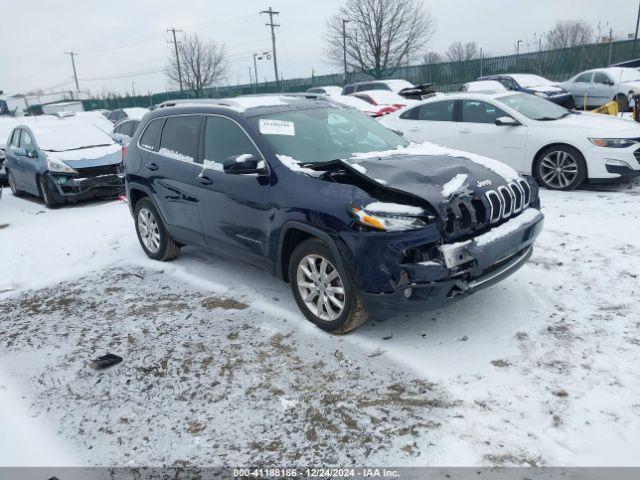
[539,150,579,189]
[296,254,345,322]
[137,208,161,253]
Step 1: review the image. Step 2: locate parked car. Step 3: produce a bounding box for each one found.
[4,121,125,207]
[112,118,141,146]
[329,94,398,117]
[379,91,640,190]
[479,74,575,108]
[107,107,149,124]
[306,86,343,96]
[125,95,543,333]
[560,67,640,111]
[461,80,508,94]
[0,117,19,183]
[342,79,415,95]
[349,90,415,110]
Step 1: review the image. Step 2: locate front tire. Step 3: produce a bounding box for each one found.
[134,197,181,261]
[38,176,59,208]
[288,238,368,334]
[535,145,587,191]
[7,169,24,197]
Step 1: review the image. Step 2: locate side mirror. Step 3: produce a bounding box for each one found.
[495,116,521,127]
[13,147,27,157]
[223,154,266,175]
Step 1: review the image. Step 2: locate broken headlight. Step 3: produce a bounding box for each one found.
[350,203,430,232]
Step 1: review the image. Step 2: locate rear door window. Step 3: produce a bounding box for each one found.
[116,121,134,136]
[343,85,355,95]
[202,116,260,171]
[139,119,164,151]
[159,115,202,163]
[418,100,456,121]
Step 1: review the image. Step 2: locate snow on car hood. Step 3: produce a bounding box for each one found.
[347,143,520,204]
[550,112,640,135]
[531,85,565,94]
[47,143,122,167]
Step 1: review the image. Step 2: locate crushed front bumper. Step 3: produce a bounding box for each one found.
[47,173,125,203]
[339,209,544,318]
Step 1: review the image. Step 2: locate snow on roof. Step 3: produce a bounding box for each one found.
[462,80,508,93]
[353,90,410,105]
[508,74,553,87]
[63,111,114,134]
[329,95,376,112]
[380,79,415,92]
[26,121,116,152]
[122,107,149,119]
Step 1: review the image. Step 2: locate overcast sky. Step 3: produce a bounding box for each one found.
[0,0,636,97]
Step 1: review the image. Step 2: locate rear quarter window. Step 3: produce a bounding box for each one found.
[158,115,202,163]
[139,118,164,151]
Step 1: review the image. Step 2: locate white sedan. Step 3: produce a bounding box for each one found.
[379,91,640,190]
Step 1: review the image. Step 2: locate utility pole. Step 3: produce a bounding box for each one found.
[342,19,350,85]
[167,28,184,94]
[260,7,280,85]
[253,53,260,94]
[65,51,80,92]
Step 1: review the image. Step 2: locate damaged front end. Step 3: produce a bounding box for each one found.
[45,159,125,204]
[308,157,544,318]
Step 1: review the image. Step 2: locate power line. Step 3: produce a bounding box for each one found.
[65,51,80,92]
[167,28,184,94]
[79,67,164,82]
[260,7,280,85]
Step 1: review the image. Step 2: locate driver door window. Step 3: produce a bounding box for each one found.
[461,100,508,124]
[203,116,260,171]
[19,131,36,157]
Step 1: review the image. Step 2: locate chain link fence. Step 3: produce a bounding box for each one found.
[82,39,640,111]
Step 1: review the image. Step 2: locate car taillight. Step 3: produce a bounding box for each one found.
[377,106,398,116]
[122,145,127,159]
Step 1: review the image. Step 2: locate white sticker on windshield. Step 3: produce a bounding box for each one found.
[259,119,295,136]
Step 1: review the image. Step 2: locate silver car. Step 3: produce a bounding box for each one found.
[560,67,640,111]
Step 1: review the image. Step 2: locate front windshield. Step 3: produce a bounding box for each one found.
[499,93,569,121]
[252,106,408,163]
[620,69,640,82]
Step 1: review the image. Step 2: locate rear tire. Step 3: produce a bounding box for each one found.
[38,176,59,208]
[7,169,24,197]
[134,197,181,261]
[535,145,587,191]
[288,237,368,334]
[615,94,630,113]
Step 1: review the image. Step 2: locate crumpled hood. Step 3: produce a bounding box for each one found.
[348,143,521,207]
[47,144,122,168]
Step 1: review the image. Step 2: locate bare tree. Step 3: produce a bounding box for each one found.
[445,41,480,62]
[546,20,594,50]
[325,0,436,79]
[166,34,229,97]
[422,51,444,64]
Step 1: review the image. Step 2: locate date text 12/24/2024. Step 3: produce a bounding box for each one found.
[233,468,400,478]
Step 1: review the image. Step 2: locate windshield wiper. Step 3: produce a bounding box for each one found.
[44,143,112,153]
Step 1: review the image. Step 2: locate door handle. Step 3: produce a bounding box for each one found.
[408,127,420,132]
[458,128,472,134]
[145,162,158,171]
[198,175,213,185]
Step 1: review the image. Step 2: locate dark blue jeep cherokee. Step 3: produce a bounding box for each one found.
[124,96,544,333]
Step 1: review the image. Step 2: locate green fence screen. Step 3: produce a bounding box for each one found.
[82,39,640,111]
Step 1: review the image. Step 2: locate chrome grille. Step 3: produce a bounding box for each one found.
[485,180,532,226]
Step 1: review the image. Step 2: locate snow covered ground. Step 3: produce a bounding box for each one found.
[0,178,639,467]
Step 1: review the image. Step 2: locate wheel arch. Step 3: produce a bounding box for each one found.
[532,142,589,181]
[277,221,342,283]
